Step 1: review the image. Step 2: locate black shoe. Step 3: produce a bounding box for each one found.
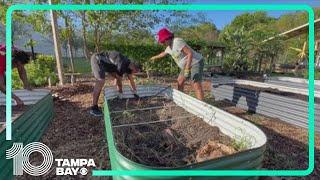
[133,93,140,100]
[90,105,103,117]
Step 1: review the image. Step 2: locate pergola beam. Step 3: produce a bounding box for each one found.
[264,18,320,42]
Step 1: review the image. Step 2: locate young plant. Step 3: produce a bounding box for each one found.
[231,128,254,151]
[122,110,135,120]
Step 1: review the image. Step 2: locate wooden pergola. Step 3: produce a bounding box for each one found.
[202,42,226,75]
[264,18,320,41]
[264,18,320,69]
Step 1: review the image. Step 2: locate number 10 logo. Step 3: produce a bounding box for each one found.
[6,142,53,176]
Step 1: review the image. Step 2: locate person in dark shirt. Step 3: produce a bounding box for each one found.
[0,44,32,106]
[90,50,140,116]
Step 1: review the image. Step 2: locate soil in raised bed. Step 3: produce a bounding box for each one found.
[109,97,241,167]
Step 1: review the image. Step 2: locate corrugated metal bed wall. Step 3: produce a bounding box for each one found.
[0,90,54,179]
[211,77,320,133]
[104,86,267,180]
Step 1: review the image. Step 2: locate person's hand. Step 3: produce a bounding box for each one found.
[150,56,156,61]
[15,98,24,107]
[113,78,117,86]
[184,69,191,79]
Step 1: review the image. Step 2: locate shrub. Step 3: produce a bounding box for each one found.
[13,55,58,89]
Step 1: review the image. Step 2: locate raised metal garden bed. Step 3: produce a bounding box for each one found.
[212,77,320,133]
[104,85,267,180]
[0,89,54,179]
[266,76,320,91]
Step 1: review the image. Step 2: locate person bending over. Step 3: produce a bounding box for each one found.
[0,44,32,106]
[90,50,140,116]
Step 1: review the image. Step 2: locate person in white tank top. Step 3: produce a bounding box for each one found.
[150,28,204,100]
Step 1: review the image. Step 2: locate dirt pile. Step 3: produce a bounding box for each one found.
[196,140,237,162]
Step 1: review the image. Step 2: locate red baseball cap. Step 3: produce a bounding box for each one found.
[157,28,173,44]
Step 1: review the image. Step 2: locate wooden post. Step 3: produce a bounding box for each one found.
[48,76,52,88]
[49,0,64,86]
[64,17,75,85]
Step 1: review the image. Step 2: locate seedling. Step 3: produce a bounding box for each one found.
[189,91,196,98]
[231,137,251,151]
[122,110,135,120]
[231,128,254,151]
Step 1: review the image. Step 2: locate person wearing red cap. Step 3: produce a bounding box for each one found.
[150,28,204,100]
[0,44,32,106]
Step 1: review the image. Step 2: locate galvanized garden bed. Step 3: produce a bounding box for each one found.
[212,77,320,133]
[0,89,54,180]
[104,85,267,180]
[266,76,320,91]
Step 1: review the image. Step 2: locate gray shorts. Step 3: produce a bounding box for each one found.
[91,53,104,80]
[91,53,117,80]
[179,59,204,82]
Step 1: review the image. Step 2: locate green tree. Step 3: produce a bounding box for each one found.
[176,22,219,43]
[219,11,284,74]
[220,26,251,74]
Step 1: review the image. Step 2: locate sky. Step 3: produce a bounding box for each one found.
[191,0,320,30]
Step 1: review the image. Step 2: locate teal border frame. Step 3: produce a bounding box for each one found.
[5,4,315,177]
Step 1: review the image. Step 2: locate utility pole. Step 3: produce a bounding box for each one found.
[49,0,64,85]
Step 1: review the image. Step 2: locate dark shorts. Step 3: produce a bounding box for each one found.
[90,53,117,80]
[179,59,204,82]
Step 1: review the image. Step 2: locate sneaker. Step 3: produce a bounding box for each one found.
[90,105,103,117]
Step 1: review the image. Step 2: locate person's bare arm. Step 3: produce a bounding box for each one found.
[0,75,24,105]
[128,74,137,93]
[111,73,123,94]
[128,74,139,99]
[150,51,168,61]
[16,62,31,90]
[181,46,193,70]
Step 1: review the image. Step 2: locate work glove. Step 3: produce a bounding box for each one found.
[184,69,191,79]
